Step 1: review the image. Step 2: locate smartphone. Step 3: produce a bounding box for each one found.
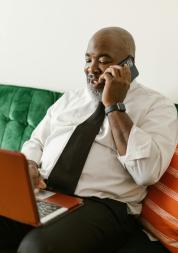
[119,56,139,82]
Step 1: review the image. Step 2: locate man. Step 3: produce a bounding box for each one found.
[1,27,177,253]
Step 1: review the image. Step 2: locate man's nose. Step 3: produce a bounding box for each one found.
[87,61,100,75]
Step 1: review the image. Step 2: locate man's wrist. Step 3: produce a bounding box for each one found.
[27,160,39,168]
[105,103,126,115]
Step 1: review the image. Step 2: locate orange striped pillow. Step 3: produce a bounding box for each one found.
[141,145,178,253]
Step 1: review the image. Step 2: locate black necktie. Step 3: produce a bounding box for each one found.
[47,102,105,194]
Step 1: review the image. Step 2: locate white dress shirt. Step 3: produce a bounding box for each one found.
[21,81,178,214]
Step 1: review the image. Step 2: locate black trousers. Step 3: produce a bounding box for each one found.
[118,226,170,253]
[0,197,169,253]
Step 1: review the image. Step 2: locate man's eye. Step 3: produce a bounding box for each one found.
[99,61,109,64]
[99,58,111,64]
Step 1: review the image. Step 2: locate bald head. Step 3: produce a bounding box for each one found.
[88,27,136,59]
[85,27,136,100]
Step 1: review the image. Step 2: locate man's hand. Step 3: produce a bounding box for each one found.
[27,160,46,191]
[99,64,131,107]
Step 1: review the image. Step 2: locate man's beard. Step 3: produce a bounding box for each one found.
[87,82,103,102]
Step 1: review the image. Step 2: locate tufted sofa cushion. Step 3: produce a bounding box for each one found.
[0,84,62,151]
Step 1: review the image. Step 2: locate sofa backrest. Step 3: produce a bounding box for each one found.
[0,84,62,151]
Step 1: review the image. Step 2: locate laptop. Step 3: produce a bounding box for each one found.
[0,149,83,227]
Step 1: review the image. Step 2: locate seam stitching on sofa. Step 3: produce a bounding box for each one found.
[1,88,17,147]
[18,90,35,150]
[0,114,8,147]
[26,90,35,128]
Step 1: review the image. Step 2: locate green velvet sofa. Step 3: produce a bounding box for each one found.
[0,84,62,151]
[0,83,177,253]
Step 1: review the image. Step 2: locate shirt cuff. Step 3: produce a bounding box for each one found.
[21,147,42,166]
[117,125,152,166]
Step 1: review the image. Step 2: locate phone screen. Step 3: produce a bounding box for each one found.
[119,56,139,82]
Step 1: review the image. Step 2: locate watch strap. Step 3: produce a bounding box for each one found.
[105,103,126,115]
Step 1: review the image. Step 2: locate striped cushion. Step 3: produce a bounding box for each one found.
[141,145,178,253]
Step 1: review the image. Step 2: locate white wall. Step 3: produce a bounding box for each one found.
[0,0,178,102]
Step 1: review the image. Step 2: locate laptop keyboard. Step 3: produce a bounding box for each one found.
[37,201,62,218]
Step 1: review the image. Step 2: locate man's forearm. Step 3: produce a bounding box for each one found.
[107,111,133,155]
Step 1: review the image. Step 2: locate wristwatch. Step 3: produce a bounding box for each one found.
[105,103,126,115]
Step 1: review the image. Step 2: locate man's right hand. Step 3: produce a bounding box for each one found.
[27,160,47,191]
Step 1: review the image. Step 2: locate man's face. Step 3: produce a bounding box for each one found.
[84,34,128,101]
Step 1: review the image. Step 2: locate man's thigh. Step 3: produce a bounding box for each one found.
[18,198,134,253]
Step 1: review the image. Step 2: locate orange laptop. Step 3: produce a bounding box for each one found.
[0,149,83,227]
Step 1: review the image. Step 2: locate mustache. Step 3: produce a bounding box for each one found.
[86,73,106,90]
[87,74,105,86]
[87,73,99,81]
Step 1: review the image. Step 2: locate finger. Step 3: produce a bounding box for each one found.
[100,72,113,84]
[38,178,47,189]
[108,65,122,72]
[110,64,131,80]
[98,72,113,83]
[34,188,40,194]
[31,174,39,188]
[98,73,105,83]
[106,67,122,79]
[106,65,126,79]
[123,64,131,81]
[30,167,41,188]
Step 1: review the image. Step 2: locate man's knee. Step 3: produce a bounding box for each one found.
[17,228,49,253]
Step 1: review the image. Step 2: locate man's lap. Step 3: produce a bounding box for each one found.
[1,197,168,253]
[0,197,134,253]
[18,197,133,253]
